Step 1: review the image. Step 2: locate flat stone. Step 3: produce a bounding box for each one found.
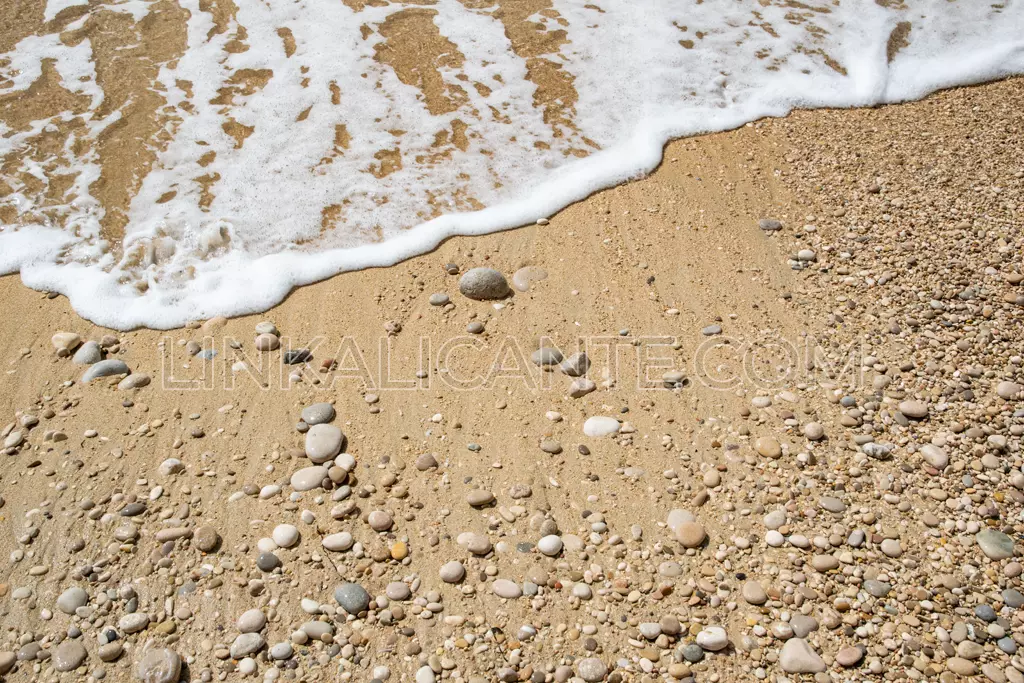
[583,416,620,437]
[81,359,130,383]
[119,374,151,390]
[759,218,783,231]
[467,490,495,507]
[304,424,344,463]
[301,403,335,425]
[119,613,150,633]
[977,529,1015,560]
[511,266,548,292]
[701,324,722,336]
[898,400,929,419]
[136,649,181,683]
[322,532,354,552]
[334,583,371,614]
[836,646,864,667]
[386,582,411,601]
[291,466,328,491]
[946,657,977,676]
[779,638,826,674]
[741,581,767,605]
[230,633,265,658]
[52,640,87,671]
[996,381,1022,400]
[459,268,510,300]
[492,579,522,599]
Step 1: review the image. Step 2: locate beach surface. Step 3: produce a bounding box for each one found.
[0,77,1023,682]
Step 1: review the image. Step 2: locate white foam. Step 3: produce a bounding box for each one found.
[1,0,1023,329]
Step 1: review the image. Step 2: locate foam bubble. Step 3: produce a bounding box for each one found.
[1,0,1023,329]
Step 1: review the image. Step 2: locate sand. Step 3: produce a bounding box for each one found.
[0,77,1022,682]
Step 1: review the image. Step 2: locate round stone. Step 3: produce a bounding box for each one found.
[269,642,293,660]
[385,582,411,601]
[237,609,267,633]
[676,522,706,548]
[577,658,608,682]
[368,510,393,531]
[256,552,281,572]
[192,526,220,552]
[458,267,510,300]
[334,583,371,614]
[583,416,620,437]
[57,587,88,614]
[301,403,335,426]
[440,561,465,583]
[428,292,450,306]
[696,626,728,651]
[802,422,824,440]
[135,649,181,683]
[741,581,767,605]
[304,424,344,463]
[996,381,1021,400]
[272,524,299,548]
[755,436,782,458]
[255,333,280,352]
[537,535,563,556]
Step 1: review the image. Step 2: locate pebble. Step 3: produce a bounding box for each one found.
[898,399,929,419]
[920,443,948,468]
[511,266,548,292]
[57,586,88,614]
[741,581,767,605]
[440,561,465,583]
[428,292,450,306]
[193,526,219,552]
[696,626,728,651]
[237,609,266,633]
[255,333,280,351]
[458,268,510,300]
[230,633,265,658]
[780,638,826,673]
[676,521,706,548]
[322,532,354,551]
[977,529,1015,560]
[583,416,620,437]
[291,465,328,491]
[81,359,130,383]
[466,490,495,507]
[334,583,371,614]
[301,402,336,425]
[492,579,522,599]
[52,640,87,671]
[537,535,563,556]
[305,424,344,463]
[576,658,608,682]
[72,340,102,365]
[754,436,782,458]
[272,524,299,548]
[135,648,180,683]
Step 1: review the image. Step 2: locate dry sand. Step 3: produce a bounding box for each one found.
[0,78,1022,682]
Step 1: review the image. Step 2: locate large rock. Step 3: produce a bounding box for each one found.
[458,268,510,300]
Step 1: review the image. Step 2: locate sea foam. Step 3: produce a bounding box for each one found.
[1,0,1022,329]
